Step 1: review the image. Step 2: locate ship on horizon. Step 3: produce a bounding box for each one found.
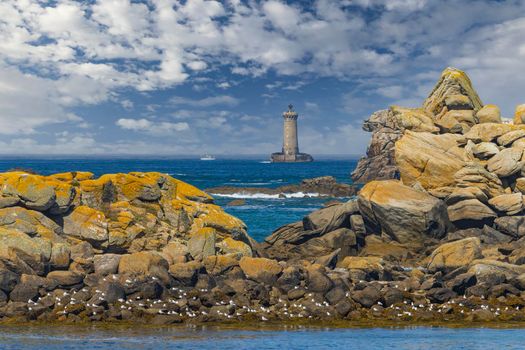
[200,154,216,161]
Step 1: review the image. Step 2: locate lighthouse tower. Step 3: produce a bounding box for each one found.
[271,104,313,162]
[282,104,299,157]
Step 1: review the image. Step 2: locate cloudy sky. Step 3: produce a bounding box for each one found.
[1,0,524,156]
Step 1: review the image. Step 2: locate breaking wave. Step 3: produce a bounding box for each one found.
[211,192,321,199]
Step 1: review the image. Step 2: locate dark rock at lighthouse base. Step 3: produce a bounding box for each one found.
[271,152,313,163]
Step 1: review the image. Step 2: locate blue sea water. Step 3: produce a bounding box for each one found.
[1,325,525,349]
[0,157,357,241]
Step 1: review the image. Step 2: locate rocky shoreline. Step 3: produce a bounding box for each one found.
[4,67,525,326]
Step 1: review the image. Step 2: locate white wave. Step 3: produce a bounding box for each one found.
[259,161,271,163]
[212,191,321,199]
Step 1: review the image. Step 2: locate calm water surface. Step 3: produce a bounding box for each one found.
[1,325,525,349]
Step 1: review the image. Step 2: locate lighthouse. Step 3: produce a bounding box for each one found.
[271,104,313,162]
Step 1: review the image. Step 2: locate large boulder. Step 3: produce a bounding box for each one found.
[468,259,525,280]
[463,123,515,143]
[63,206,109,247]
[187,228,216,260]
[447,199,497,224]
[358,180,449,243]
[0,173,58,211]
[428,237,482,272]
[513,104,525,125]
[423,67,483,116]
[118,251,170,283]
[471,142,499,159]
[0,227,53,275]
[303,201,359,233]
[488,193,523,215]
[476,104,501,124]
[496,130,525,147]
[395,131,465,189]
[263,202,360,261]
[486,147,523,177]
[494,216,525,238]
[453,163,504,198]
[239,257,282,284]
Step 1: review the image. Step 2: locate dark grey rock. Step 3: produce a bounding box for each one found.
[0,268,19,293]
[94,254,121,276]
[9,282,39,302]
[351,285,381,308]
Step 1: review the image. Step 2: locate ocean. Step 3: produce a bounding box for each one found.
[0,157,357,241]
[1,325,525,349]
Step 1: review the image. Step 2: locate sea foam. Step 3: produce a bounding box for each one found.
[212,192,321,199]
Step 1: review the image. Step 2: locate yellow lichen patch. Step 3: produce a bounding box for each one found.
[109,200,133,211]
[113,211,134,229]
[63,205,108,244]
[171,178,212,202]
[191,203,246,234]
[47,172,94,183]
[1,172,45,195]
[109,223,145,251]
[0,226,53,267]
[47,180,75,213]
[169,198,199,217]
[0,172,56,210]
[71,205,106,222]
[78,175,111,194]
[110,173,161,201]
[217,237,252,257]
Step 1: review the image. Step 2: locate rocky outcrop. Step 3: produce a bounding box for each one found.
[423,67,483,116]
[254,67,525,325]
[352,67,480,184]
[207,176,357,198]
[351,110,402,184]
[0,171,270,323]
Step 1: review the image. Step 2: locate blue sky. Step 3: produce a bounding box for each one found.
[1,0,525,156]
